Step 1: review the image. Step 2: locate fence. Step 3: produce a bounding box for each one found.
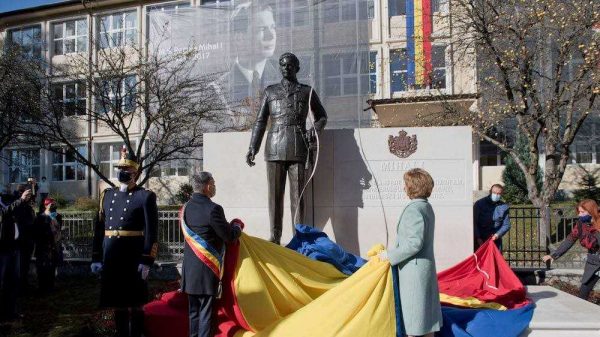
[503,206,585,269]
[61,206,584,268]
[60,210,185,262]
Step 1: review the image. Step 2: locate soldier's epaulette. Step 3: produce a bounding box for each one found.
[98,187,111,219]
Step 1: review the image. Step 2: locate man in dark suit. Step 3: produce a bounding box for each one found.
[14,184,36,294]
[246,52,328,244]
[91,147,158,337]
[181,172,242,337]
[0,188,32,321]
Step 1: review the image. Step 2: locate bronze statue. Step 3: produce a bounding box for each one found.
[246,52,327,245]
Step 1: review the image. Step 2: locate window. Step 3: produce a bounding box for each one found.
[9,149,41,183]
[571,118,600,164]
[7,25,43,59]
[147,1,191,12]
[96,142,136,179]
[390,45,446,93]
[479,141,504,166]
[99,11,137,49]
[368,51,378,94]
[52,82,87,116]
[322,52,371,97]
[390,48,408,92]
[96,76,137,113]
[150,160,190,177]
[323,0,373,23]
[51,146,86,181]
[53,19,87,55]
[276,0,309,27]
[430,45,447,89]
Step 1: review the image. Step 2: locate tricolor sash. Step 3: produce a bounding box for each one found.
[180,203,224,277]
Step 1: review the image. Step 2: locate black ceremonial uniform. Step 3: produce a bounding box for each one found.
[92,186,158,307]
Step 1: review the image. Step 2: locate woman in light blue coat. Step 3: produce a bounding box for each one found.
[381,168,442,337]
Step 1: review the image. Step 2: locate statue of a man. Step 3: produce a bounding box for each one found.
[246,52,327,245]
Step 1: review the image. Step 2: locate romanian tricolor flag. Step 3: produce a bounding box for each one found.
[406,0,433,86]
[145,232,533,337]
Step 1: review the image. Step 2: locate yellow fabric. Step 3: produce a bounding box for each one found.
[235,234,348,332]
[233,235,396,337]
[439,293,507,310]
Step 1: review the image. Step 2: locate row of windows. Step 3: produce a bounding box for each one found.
[6,0,381,60]
[7,145,189,184]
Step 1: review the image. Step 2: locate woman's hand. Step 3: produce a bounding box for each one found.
[542,255,553,263]
[378,251,388,261]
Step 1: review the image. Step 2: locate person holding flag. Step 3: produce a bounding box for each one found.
[180,172,243,337]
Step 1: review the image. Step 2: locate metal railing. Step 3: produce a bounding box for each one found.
[60,210,184,262]
[60,206,585,269]
[503,206,585,269]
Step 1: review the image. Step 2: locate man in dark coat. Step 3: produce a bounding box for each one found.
[181,172,242,337]
[91,147,158,337]
[0,188,32,321]
[246,52,327,244]
[14,184,36,293]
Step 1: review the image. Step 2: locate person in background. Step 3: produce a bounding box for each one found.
[37,177,50,213]
[14,184,36,294]
[543,199,600,300]
[473,184,511,251]
[0,189,32,321]
[379,168,442,337]
[34,198,63,295]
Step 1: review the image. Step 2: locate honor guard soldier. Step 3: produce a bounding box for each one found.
[91,146,158,337]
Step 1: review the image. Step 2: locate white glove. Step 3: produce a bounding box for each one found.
[138,264,150,280]
[378,251,388,261]
[91,262,103,274]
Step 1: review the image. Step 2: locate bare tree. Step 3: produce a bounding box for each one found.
[0,47,41,163]
[23,13,226,188]
[426,0,599,245]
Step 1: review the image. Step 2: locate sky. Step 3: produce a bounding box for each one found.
[0,0,66,14]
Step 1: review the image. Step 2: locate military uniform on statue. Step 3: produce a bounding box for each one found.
[91,147,158,337]
[246,52,327,245]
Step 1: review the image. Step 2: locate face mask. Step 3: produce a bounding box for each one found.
[490,193,501,202]
[118,170,133,184]
[49,211,58,218]
[579,215,593,223]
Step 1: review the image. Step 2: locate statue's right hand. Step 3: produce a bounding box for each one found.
[246,150,256,167]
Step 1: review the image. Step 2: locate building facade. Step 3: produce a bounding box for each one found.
[0,0,596,203]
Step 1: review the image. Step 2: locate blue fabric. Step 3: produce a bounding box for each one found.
[438,304,534,337]
[391,265,405,337]
[286,224,366,275]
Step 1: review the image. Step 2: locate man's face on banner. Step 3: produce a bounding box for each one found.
[254,9,276,59]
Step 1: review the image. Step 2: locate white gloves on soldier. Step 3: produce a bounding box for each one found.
[91,262,103,274]
[138,264,150,280]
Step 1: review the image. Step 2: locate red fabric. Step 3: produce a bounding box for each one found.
[214,240,252,337]
[144,291,189,337]
[437,239,529,309]
[144,235,250,337]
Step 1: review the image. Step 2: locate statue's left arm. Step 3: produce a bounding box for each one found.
[310,88,327,132]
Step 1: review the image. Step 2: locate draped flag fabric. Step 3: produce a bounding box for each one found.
[144,231,534,337]
[406,0,433,86]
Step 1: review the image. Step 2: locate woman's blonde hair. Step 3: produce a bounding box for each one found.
[404,168,434,199]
